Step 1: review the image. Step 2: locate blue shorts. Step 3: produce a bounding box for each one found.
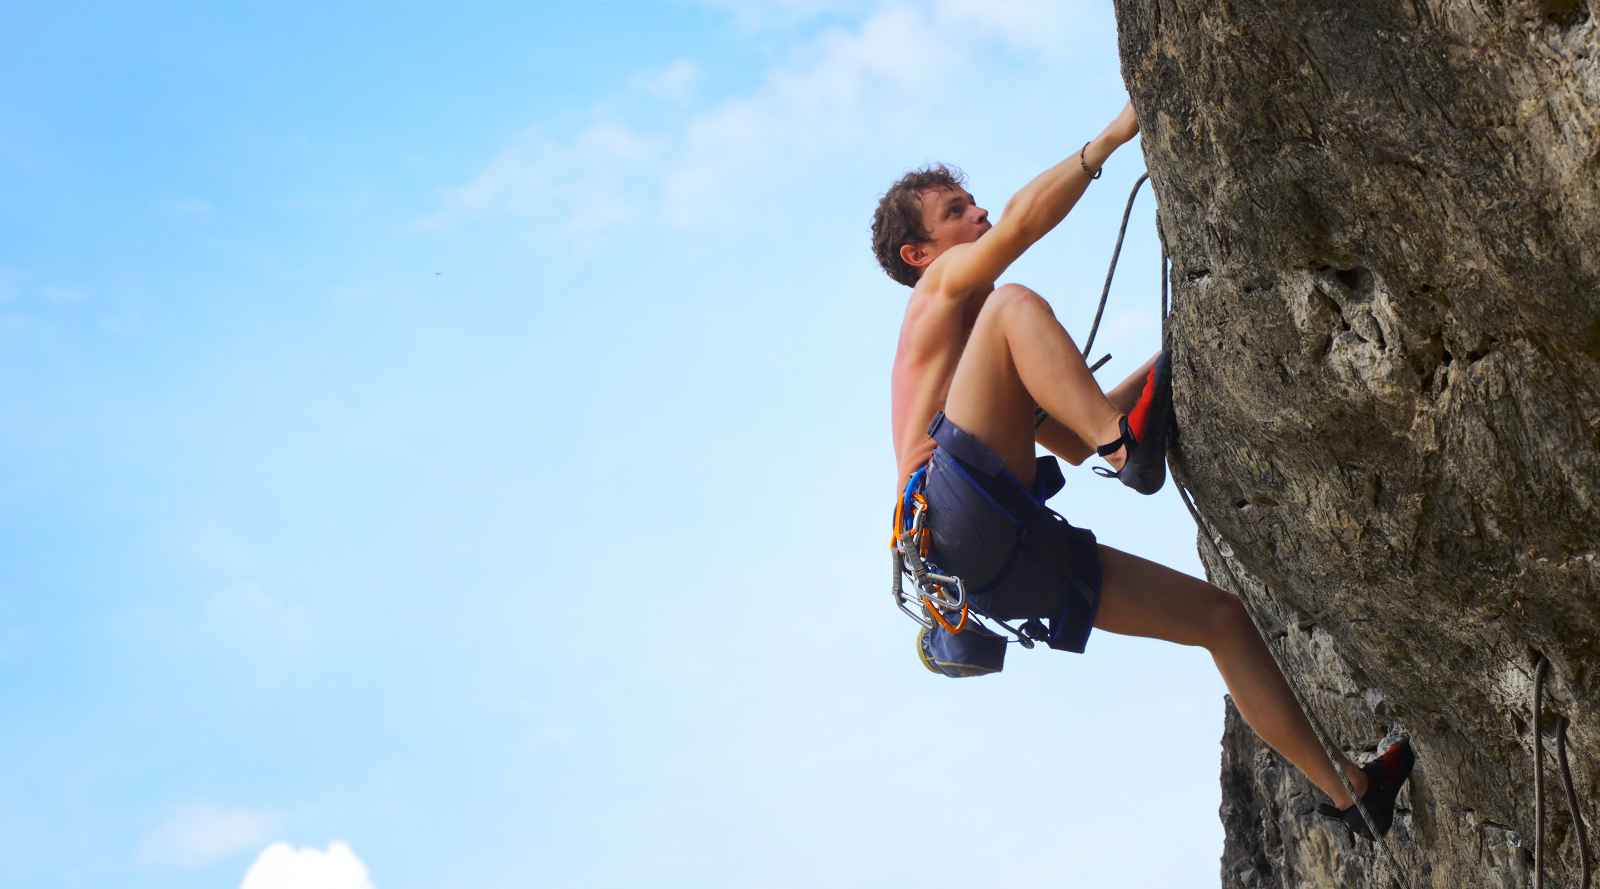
[922,412,1103,654]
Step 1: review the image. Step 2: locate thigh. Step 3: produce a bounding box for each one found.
[943,285,1040,484]
[1092,544,1236,648]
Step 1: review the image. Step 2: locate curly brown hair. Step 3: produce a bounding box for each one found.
[870,164,966,288]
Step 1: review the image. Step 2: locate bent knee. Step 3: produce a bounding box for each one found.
[984,283,1053,316]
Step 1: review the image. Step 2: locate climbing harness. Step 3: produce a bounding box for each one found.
[1534,654,1593,889]
[891,459,1047,677]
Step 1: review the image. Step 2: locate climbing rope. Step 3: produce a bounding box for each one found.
[1081,172,1150,372]
[1087,178,1387,850]
[1144,208,1419,885]
[1171,473,1399,846]
[1559,717,1594,889]
[1540,655,1550,889]
[1148,193,1596,889]
[1534,654,1593,889]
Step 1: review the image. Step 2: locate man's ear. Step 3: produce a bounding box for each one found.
[899,241,931,272]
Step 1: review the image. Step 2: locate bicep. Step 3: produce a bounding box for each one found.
[934,218,1035,297]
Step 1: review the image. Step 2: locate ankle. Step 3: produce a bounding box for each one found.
[1345,764,1371,802]
[1096,416,1127,466]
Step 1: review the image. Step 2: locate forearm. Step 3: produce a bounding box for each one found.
[1003,125,1132,243]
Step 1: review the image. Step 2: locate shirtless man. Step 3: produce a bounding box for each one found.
[872,100,1413,839]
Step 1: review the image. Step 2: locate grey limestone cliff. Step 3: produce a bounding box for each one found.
[1112,0,1600,886]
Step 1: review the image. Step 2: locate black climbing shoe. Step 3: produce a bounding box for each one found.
[1092,350,1173,495]
[1316,737,1416,841]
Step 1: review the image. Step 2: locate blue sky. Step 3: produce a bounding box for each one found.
[2,3,1230,887]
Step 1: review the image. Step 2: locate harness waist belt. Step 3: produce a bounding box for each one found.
[927,411,1066,512]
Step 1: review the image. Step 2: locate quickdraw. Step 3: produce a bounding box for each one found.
[890,465,969,633]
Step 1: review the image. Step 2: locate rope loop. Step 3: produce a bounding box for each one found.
[1533,654,1593,889]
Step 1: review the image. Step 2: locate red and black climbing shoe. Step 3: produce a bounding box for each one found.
[1316,737,1416,841]
[1092,350,1174,495]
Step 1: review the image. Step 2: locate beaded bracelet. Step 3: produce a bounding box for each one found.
[1079,142,1103,180]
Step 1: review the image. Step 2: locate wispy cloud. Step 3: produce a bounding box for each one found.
[694,0,857,31]
[931,0,1084,52]
[419,120,663,236]
[239,841,375,889]
[162,522,315,658]
[136,804,280,870]
[422,1,1106,240]
[634,59,701,103]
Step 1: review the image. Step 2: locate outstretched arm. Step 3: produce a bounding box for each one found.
[926,102,1140,301]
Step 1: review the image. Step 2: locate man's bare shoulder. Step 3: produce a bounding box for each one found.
[899,250,990,336]
[918,243,994,305]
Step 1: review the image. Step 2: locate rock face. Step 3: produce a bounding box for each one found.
[1113,1,1600,887]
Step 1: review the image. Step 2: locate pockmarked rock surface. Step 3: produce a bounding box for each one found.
[1112,1,1600,886]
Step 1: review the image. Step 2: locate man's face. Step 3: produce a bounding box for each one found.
[918,186,991,254]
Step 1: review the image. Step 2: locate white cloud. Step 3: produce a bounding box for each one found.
[137,804,279,870]
[422,1,1109,239]
[694,0,855,30]
[419,120,662,236]
[634,59,701,103]
[163,523,312,655]
[932,0,1085,52]
[239,841,375,889]
[660,5,960,227]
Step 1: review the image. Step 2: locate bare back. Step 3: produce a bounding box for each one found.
[890,283,985,489]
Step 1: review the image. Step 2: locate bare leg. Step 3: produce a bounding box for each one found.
[1038,355,1158,465]
[939,288,1364,800]
[944,284,1131,485]
[1094,544,1371,807]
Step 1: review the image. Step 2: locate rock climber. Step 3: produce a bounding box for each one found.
[871,98,1414,839]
